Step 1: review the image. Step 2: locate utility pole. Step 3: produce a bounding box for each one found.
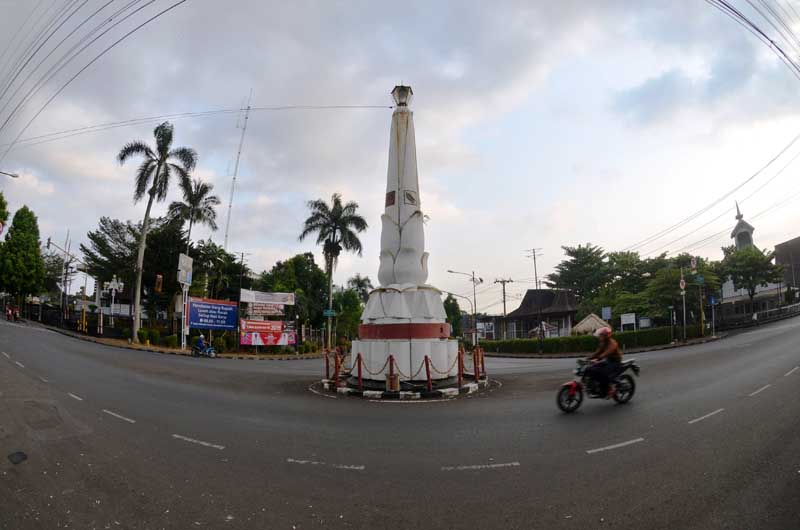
[224,91,252,250]
[525,248,544,353]
[494,278,513,339]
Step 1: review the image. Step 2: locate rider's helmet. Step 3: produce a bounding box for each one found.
[593,327,612,338]
[199,334,205,339]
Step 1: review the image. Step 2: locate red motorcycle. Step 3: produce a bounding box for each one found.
[556,358,640,413]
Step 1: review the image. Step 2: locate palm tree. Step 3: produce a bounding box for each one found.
[167,177,221,254]
[299,193,367,348]
[118,121,197,343]
[347,273,374,304]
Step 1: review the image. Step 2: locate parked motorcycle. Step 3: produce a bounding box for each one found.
[556,358,640,413]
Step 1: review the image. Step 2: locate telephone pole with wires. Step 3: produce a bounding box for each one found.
[223,90,252,250]
[525,248,544,352]
[494,278,513,339]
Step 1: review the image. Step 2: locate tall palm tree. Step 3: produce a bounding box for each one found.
[118,121,197,343]
[167,177,221,254]
[299,193,367,348]
[347,273,374,304]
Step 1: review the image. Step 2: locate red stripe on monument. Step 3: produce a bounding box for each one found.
[359,323,451,340]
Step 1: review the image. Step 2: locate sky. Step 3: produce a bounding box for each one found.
[0,0,799,315]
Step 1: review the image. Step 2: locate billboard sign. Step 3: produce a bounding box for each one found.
[247,302,284,317]
[188,297,238,330]
[240,319,296,346]
[240,289,295,305]
[601,306,612,321]
[620,313,636,327]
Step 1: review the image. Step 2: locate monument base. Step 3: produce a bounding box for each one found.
[349,338,458,381]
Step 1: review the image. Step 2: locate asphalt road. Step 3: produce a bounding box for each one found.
[1,318,799,530]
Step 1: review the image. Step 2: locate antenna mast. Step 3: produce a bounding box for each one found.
[224,90,252,249]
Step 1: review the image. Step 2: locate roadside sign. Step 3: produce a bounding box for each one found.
[681,290,686,296]
[323,309,336,317]
[696,275,704,285]
[178,253,193,285]
[601,306,612,321]
[679,278,686,290]
[621,313,636,326]
[709,295,717,305]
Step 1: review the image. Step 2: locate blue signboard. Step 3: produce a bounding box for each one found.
[708,295,716,305]
[188,297,238,330]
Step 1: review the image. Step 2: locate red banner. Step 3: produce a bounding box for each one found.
[241,319,283,333]
[240,319,295,346]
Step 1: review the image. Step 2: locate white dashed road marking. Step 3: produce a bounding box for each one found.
[102,409,136,424]
[2,351,9,358]
[688,408,725,425]
[14,361,24,368]
[67,393,84,401]
[586,437,645,454]
[172,434,225,450]
[748,384,771,397]
[286,458,365,471]
[785,367,799,377]
[441,462,521,471]
[39,376,49,383]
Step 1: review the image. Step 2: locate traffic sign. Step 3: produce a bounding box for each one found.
[323,309,337,317]
[709,295,717,305]
[696,275,704,285]
[679,278,686,290]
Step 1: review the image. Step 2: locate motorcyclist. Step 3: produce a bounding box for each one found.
[586,327,622,398]
[195,334,206,354]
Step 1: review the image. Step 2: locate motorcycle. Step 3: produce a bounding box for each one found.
[191,345,216,358]
[556,358,640,413]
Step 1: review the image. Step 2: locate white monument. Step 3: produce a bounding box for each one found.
[350,86,458,383]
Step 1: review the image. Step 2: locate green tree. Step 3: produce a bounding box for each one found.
[118,121,197,342]
[298,193,368,348]
[254,253,327,327]
[723,246,783,309]
[347,273,373,303]
[0,206,45,299]
[607,251,648,294]
[333,287,362,340]
[43,250,76,304]
[547,244,610,312]
[80,217,139,288]
[443,294,462,337]
[167,177,221,253]
[0,190,8,229]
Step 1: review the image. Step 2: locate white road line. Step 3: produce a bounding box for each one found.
[286,458,365,470]
[586,437,645,454]
[307,384,337,399]
[102,409,136,424]
[14,361,24,368]
[688,408,725,425]
[172,434,225,450]
[67,392,84,401]
[2,351,9,358]
[748,384,771,397]
[441,462,521,472]
[785,366,799,377]
[39,376,49,383]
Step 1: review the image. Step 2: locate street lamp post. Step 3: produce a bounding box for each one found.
[103,275,124,329]
[447,270,483,346]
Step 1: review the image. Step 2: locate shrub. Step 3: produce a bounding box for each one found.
[212,337,226,353]
[148,328,161,345]
[164,334,178,348]
[480,326,679,354]
[122,327,132,340]
[137,328,149,344]
[224,332,237,351]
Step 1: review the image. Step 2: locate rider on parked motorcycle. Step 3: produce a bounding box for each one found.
[196,334,206,352]
[586,327,622,398]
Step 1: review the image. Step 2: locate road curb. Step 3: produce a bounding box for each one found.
[39,325,324,361]
[484,334,726,359]
[320,378,488,399]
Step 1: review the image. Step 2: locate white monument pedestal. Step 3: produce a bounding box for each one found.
[350,284,457,381]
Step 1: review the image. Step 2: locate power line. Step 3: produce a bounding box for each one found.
[624,129,800,252]
[0,0,192,164]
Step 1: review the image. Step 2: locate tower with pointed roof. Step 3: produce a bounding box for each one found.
[731,202,755,250]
